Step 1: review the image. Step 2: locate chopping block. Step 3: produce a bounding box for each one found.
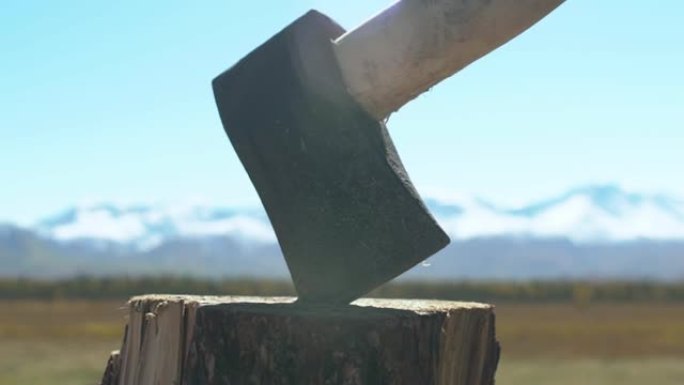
[100,295,499,385]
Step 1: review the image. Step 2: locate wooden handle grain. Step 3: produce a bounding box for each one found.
[333,0,566,120]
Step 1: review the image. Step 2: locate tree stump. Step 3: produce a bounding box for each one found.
[100,295,499,385]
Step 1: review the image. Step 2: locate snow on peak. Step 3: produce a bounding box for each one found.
[32,185,684,248]
[430,184,684,242]
[36,203,275,251]
[48,206,148,243]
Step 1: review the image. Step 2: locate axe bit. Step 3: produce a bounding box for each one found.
[213,0,566,303]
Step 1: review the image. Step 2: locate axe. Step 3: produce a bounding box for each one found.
[213,0,565,303]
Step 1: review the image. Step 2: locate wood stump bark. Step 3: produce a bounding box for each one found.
[100,295,499,385]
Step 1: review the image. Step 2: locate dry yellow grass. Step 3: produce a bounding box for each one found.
[495,303,684,357]
[497,358,684,385]
[0,300,682,385]
[0,300,126,340]
[0,339,117,385]
[0,300,126,385]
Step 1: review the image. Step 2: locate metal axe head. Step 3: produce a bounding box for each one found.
[213,0,566,303]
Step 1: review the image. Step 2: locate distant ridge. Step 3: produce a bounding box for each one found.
[1,184,683,280]
[32,184,684,249]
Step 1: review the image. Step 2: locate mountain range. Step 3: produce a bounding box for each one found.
[2,184,683,280]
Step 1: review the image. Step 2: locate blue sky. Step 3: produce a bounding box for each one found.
[1,0,682,224]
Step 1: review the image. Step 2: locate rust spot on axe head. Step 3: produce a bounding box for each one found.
[212,11,449,303]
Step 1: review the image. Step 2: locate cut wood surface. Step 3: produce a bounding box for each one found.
[101,295,499,385]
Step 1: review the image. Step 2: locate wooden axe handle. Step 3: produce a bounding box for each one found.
[333,0,566,120]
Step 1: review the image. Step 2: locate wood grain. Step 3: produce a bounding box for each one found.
[102,295,499,385]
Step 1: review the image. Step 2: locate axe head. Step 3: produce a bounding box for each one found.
[213,11,449,303]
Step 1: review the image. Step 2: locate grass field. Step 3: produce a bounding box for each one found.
[1,300,683,385]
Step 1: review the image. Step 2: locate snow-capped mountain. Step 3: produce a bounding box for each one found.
[3,184,684,280]
[433,185,684,243]
[33,185,684,250]
[35,203,276,251]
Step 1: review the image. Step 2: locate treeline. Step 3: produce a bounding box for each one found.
[0,277,295,300]
[1,276,683,303]
[372,280,684,304]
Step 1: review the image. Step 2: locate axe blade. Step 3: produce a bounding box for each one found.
[213,12,449,304]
